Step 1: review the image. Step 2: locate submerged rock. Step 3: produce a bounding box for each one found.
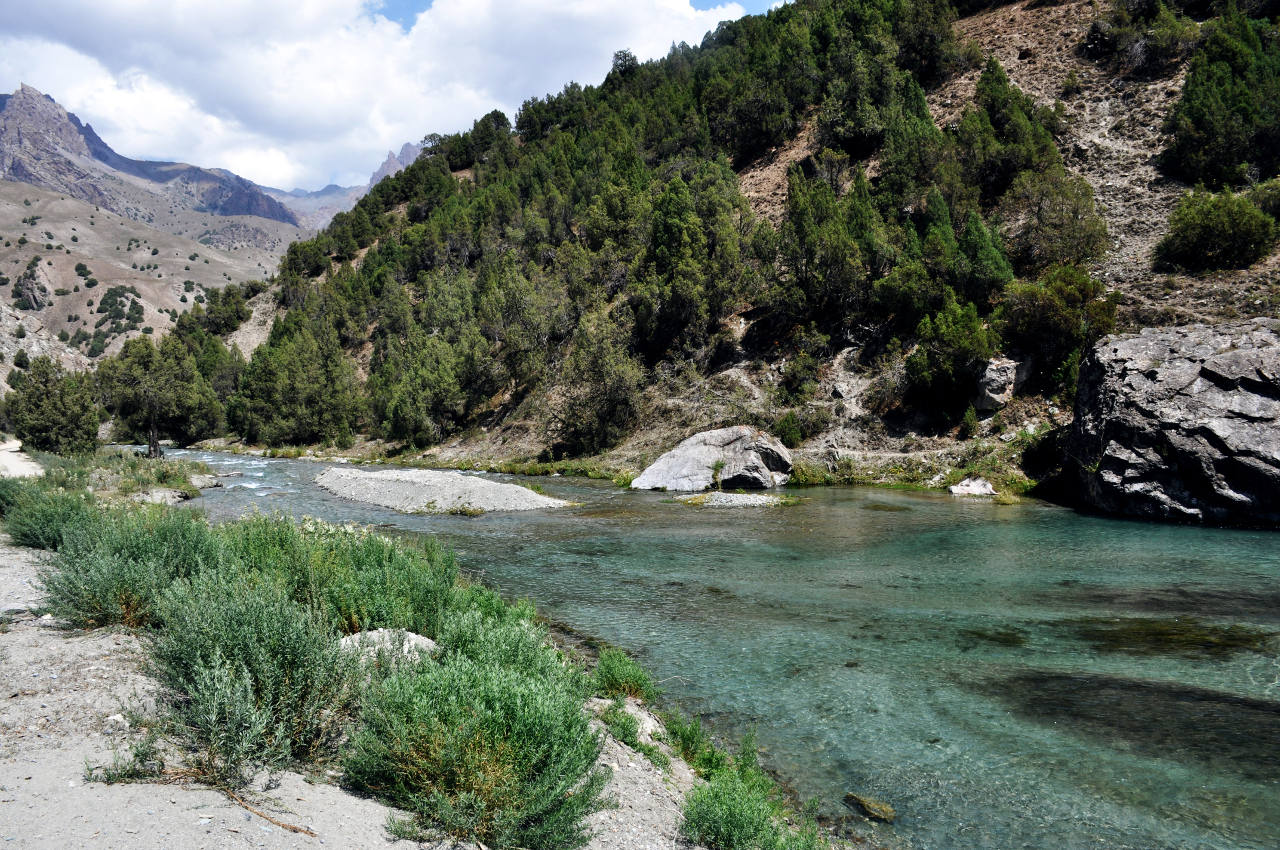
[630,426,792,491]
[843,792,896,823]
[949,477,997,496]
[1068,319,1280,527]
[677,491,783,507]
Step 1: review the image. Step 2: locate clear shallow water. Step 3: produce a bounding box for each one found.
[172,449,1280,850]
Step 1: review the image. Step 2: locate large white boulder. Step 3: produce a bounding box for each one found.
[630,426,792,492]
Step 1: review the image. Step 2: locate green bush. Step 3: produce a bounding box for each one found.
[1161,9,1280,188]
[0,477,29,517]
[226,516,459,638]
[39,508,224,629]
[905,297,998,414]
[774,411,803,450]
[1248,178,1280,219]
[5,356,99,455]
[344,657,608,850]
[150,571,358,787]
[1155,187,1277,271]
[997,264,1117,390]
[438,608,583,690]
[5,486,97,551]
[680,738,826,850]
[601,698,669,769]
[662,709,728,778]
[594,647,657,702]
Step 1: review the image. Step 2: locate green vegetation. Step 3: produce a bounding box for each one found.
[594,647,658,702]
[346,651,606,849]
[1162,8,1280,188]
[3,356,100,454]
[15,462,611,846]
[97,336,225,457]
[998,263,1118,391]
[680,734,826,850]
[198,0,1106,448]
[1085,0,1200,77]
[1155,185,1277,270]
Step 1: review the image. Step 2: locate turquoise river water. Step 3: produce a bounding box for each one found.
[170,449,1280,850]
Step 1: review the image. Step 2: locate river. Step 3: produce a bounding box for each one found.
[171,448,1280,850]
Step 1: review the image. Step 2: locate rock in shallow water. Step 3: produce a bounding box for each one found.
[630,426,792,491]
[1068,318,1280,527]
[843,792,896,823]
[949,477,997,496]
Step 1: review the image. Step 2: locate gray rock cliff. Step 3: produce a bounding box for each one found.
[631,426,792,491]
[1068,319,1280,526]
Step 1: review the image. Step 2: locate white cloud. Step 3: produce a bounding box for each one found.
[0,0,745,189]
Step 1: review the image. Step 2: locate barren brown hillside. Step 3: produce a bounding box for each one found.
[931,0,1279,326]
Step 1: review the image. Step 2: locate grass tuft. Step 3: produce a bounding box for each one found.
[594,647,657,702]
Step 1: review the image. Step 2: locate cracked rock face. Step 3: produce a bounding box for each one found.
[1068,319,1280,527]
[630,425,792,491]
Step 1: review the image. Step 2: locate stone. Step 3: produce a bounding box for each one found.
[630,426,792,491]
[1068,319,1280,527]
[339,628,438,660]
[131,488,187,505]
[949,477,997,496]
[974,357,1026,412]
[188,474,221,490]
[843,792,896,823]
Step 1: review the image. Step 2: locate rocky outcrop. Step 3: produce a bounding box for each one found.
[974,356,1027,412]
[1068,319,1280,527]
[630,426,792,491]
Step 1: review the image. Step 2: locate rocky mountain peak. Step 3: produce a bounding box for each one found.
[0,84,299,233]
[0,83,93,163]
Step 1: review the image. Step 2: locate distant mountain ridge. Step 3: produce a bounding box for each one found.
[0,84,299,230]
[262,141,423,229]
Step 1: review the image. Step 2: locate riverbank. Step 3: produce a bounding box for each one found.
[0,456,855,849]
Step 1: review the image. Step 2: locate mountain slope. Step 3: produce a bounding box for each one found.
[0,179,274,366]
[0,85,304,251]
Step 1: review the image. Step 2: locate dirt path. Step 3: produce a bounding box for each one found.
[0,440,43,479]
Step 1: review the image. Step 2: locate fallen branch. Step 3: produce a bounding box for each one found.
[222,787,317,837]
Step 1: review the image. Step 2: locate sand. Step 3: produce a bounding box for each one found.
[0,534,703,849]
[0,440,43,479]
[315,466,570,514]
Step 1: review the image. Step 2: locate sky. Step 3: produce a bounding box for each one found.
[0,0,779,191]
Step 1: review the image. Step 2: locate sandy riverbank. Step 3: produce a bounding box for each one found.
[315,466,571,514]
[0,534,699,849]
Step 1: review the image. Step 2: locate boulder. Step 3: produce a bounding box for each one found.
[189,474,221,490]
[1068,319,1280,526]
[974,356,1026,412]
[630,426,792,491]
[949,477,997,496]
[131,488,187,505]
